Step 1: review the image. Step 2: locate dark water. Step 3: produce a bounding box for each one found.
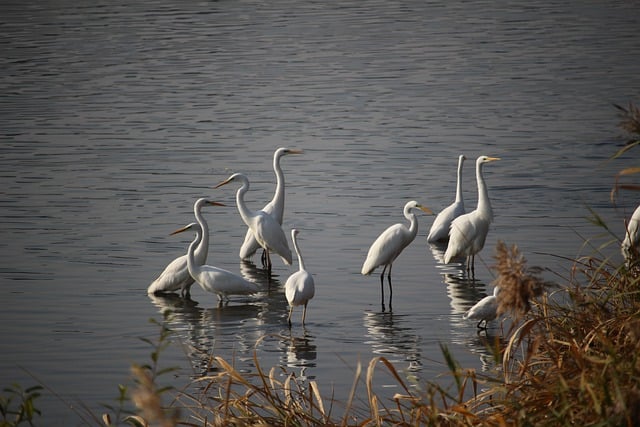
[1,0,639,423]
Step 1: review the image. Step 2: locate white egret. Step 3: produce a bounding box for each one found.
[171,222,260,303]
[240,147,303,266]
[427,154,466,243]
[622,204,640,261]
[361,200,433,311]
[444,156,500,272]
[463,286,500,329]
[147,198,221,298]
[215,172,292,269]
[285,229,315,327]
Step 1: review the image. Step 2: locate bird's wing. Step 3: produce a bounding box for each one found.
[147,255,191,293]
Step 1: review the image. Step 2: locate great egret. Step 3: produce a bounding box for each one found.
[285,229,315,327]
[361,200,433,311]
[427,154,466,243]
[215,172,292,269]
[463,286,500,329]
[240,148,303,266]
[444,156,500,272]
[622,204,640,261]
[171,222,260,303]
[147,198,221,298]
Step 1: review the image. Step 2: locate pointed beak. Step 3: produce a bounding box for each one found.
[487,157,501,162]
[419,206,433,215]
[214,178,232,189]
[287,149,304,155]
[170,225,191,236]
[207,201,226,207]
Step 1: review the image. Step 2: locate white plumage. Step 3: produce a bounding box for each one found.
[622,204,640,261]
[463,286,500,329]
[285,229,315,327]
[444,156,500,272]
[427,154,466,243]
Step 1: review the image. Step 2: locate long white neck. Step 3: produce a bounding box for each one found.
[186,227,203,278]
[235,177,255,225]
[476,160,492,221]
[270,151,286,223]
[404,206,420,238]
[193,202,209,259]
[455,156,464,204]
[292,233,305,271]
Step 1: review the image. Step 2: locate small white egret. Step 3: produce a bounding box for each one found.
[147,198,221,298]
[622,204,640,262]
[444,156,500,272]
[361,200,433,311]
[463,286,500,329]
[240,148,303,266]
[171,222,260,303]
[285,229,315,327]
[215,172,292,269]
[427,154,466,243]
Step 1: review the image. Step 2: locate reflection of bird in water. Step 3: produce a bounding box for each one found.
[463,286,501,329]
[363,311,422,372]
[427,155,466,243]
[171,222,260,305]
[285,229,315,327]
[147,198,222,298]
[444,156,500,273]
[148,293,264,377]
[361,200,433,312]
[441,272,487,316]
[622,204,640,262]
[215,172,292,270]
[239,147,303,268]
[280,330,317,383]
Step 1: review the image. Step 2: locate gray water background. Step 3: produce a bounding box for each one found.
[1,0,639,423]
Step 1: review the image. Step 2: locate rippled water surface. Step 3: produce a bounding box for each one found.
[1,0,639,423]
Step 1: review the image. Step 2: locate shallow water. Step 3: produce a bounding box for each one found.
[1,0,639,422]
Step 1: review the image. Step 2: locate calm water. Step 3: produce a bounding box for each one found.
[1,0,639,423]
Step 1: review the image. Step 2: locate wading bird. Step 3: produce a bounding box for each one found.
[240,148,303,267]
[147,198,221,298]
[171,222,260,304]
[215,173,292,270]
[444,156,500,273]
[285,229,315,327]
[463,286,501,329]
[427,154,466,243]
[622,204,640,262]
[361,200,433,311]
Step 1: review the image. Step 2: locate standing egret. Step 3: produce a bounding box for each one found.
[427,154,466,243]
[147,198,221,298]
[361,200,433,311]
[444,156,500,273]
[285,229,315,327]
[240,148,303,266]
[171,222,260,304]
[463,286,500,329]
[215,173,292,269]
[622,204,640,261]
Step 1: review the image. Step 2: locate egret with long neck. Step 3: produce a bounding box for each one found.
[427,154,466,243]
[285,228,315,327]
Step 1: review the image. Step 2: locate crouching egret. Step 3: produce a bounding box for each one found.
[622,204,640,262]
[171,222,260,304]
[444,156,500,273]
[427,154,466,243]
[463,286,500,329]
[215,173,292,270]
[361,200,433,311]
[285,229,315,327]
[240,147,303,267]
[147,198,222,298]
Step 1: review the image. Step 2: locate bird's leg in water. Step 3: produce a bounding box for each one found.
[387,264,393,312]
[379,265,388,312]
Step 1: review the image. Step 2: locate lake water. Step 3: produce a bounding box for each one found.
[1,0,638,423]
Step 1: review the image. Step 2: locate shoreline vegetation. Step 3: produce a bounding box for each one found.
[3,103,639,426]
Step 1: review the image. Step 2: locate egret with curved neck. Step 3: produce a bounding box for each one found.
[147,198,220,298]
[215,172,292,270]
[285,228,315,327]
[171,221,260,304]
[444,155,500,273]
[240,148,303,265]
[427,154,466,243]
[362,200,433,311]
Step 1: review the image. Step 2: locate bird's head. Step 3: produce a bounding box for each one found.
[478,155,501,164]
[170,222,198,236]
[406,200,433,215]
[277,147,304,157]
[194,198,226,208]
[214,172,247,189]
